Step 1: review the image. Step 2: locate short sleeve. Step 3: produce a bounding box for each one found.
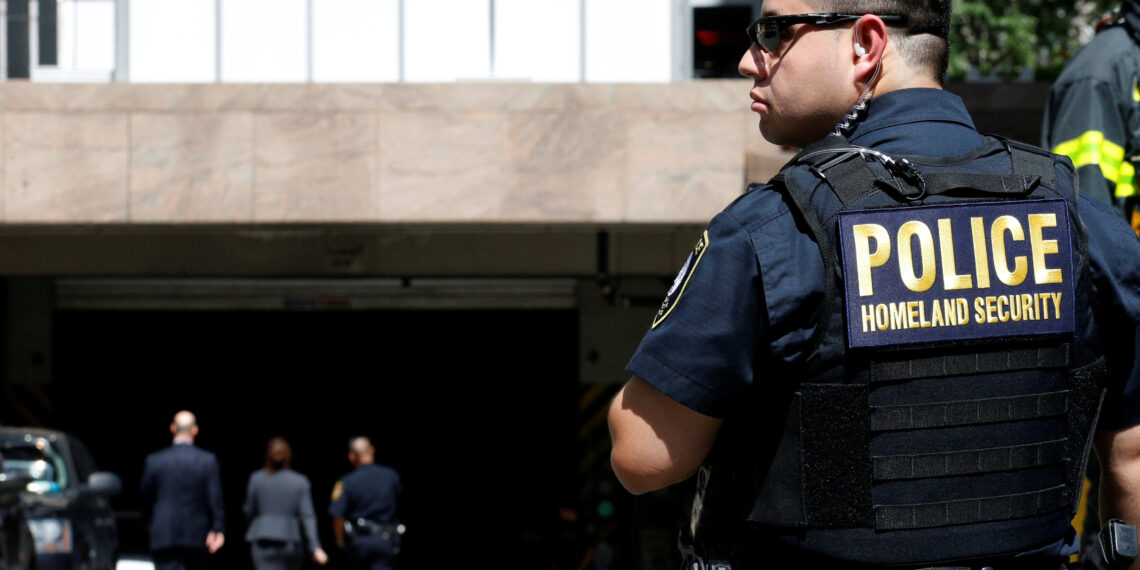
[1084,194,1140,430]
[328,479,348,517]
[626,209,759,418]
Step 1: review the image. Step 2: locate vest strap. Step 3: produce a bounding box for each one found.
[921,173,1040,197]
[872,439,1068,481]
[871,391,1069,432]
[874,485,1068,530]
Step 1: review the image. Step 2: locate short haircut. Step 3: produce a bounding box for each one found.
[348,436,372,455]
[808,0,952,83]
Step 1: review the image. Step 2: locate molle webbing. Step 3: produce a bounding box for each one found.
[870,391,1069,432]
[870,347,1070,382]
[872,439,1067,481]
[874,485,1068,531]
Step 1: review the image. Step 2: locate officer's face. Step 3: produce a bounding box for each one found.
[739,0,860,147]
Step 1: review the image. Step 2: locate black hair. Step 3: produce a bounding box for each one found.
[809,0,952,82]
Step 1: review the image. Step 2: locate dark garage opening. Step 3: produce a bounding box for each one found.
[42,308,580,568]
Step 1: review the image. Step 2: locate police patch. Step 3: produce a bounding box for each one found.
[652,231,709,329]
[331,481,344,501]
[837,199,1075,348]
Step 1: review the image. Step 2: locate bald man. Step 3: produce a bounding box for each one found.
[141,411,226,570]
[329,437,402,570]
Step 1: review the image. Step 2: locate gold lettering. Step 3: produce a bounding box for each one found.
[898,221,936,292]
[933,299,946,327]
[975,296,986,324]
[997,295,1010,322]
[938,219,973,290]
[907,301,920,328]
[991,215,1028,286]
[918,300,931,327]
[876,304,889,330]
[1028,213,1063,285]
[862,304,875,332]
[972,217,991,289]
[956,298,970,324]
[1038,293,1049,319]
[853,224,890,297]
[1010,294,1022,321]
[1051,292,1063,318]
[890,302,907,330]
[1022,294,1035,320]
[986,295,998,323]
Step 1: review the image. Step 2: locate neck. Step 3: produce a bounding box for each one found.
[173,434,194,444]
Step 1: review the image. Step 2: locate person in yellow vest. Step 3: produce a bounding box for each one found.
[1042,1,1140,233]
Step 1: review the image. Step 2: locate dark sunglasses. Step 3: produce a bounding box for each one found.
[746,13,908,55]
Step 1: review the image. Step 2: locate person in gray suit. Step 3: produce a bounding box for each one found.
[243,437,328,570]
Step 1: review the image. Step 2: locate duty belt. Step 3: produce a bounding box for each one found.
[345,518,401,540]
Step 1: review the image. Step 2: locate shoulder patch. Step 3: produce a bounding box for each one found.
[837,199,1075,348]
[331,481,344,501]
[651,231,710,329]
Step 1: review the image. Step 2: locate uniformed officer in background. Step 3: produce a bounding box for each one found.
[609,0,1140,569]
[1043,0,1140,233]
[329,436,402,570]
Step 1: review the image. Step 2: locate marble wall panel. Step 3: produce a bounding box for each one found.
[0,114,4,218]
[377,111,511,221]
[503,111,628,221]
[4,113,129,222]
[253,113,379,221]
[131,113,255,222]
[624,111,747,222]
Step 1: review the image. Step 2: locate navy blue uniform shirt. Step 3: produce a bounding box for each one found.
[627,88,1140,561]
[329,463,401,523]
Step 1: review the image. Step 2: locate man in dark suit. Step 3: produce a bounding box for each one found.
[141,410,226,570]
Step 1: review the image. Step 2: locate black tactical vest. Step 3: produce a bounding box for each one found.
[688,135,1106,567]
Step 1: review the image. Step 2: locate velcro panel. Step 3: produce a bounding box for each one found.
[1066,358,1107,515]
[871,346,1070,383]
[801,383,872,527]
[872,439,1067,481]
[871,391,1069,432]
[874,485,1068,530]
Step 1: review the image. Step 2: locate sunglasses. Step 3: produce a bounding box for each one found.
[746,13,908,56]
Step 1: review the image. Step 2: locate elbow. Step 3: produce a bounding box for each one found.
[609,444,692,496]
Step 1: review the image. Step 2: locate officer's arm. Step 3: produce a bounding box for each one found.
[608,376,722,495]
[1096,423,1140,536]
[332,516,345,549]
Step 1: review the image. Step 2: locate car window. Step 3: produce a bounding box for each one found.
[68,437,96,482]
[0,434,70,492]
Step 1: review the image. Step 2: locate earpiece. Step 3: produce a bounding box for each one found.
[854,43,867,57]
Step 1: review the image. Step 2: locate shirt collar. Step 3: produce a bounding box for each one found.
[846,88,977,147]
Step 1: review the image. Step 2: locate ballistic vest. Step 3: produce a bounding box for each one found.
[690,135,1106,566]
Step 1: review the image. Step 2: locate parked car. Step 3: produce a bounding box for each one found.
[0,428,121,570]
[0,470,35,569]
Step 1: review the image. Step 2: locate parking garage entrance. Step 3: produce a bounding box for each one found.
[37,302,581,568]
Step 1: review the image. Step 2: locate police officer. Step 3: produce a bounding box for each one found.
[609,1,1140,568]
[1042,0,1140,231]
[329,437,402,570]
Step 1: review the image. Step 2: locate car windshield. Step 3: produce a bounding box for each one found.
[0,435,69,493]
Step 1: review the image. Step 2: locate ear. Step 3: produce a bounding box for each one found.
[852,15,889,88]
